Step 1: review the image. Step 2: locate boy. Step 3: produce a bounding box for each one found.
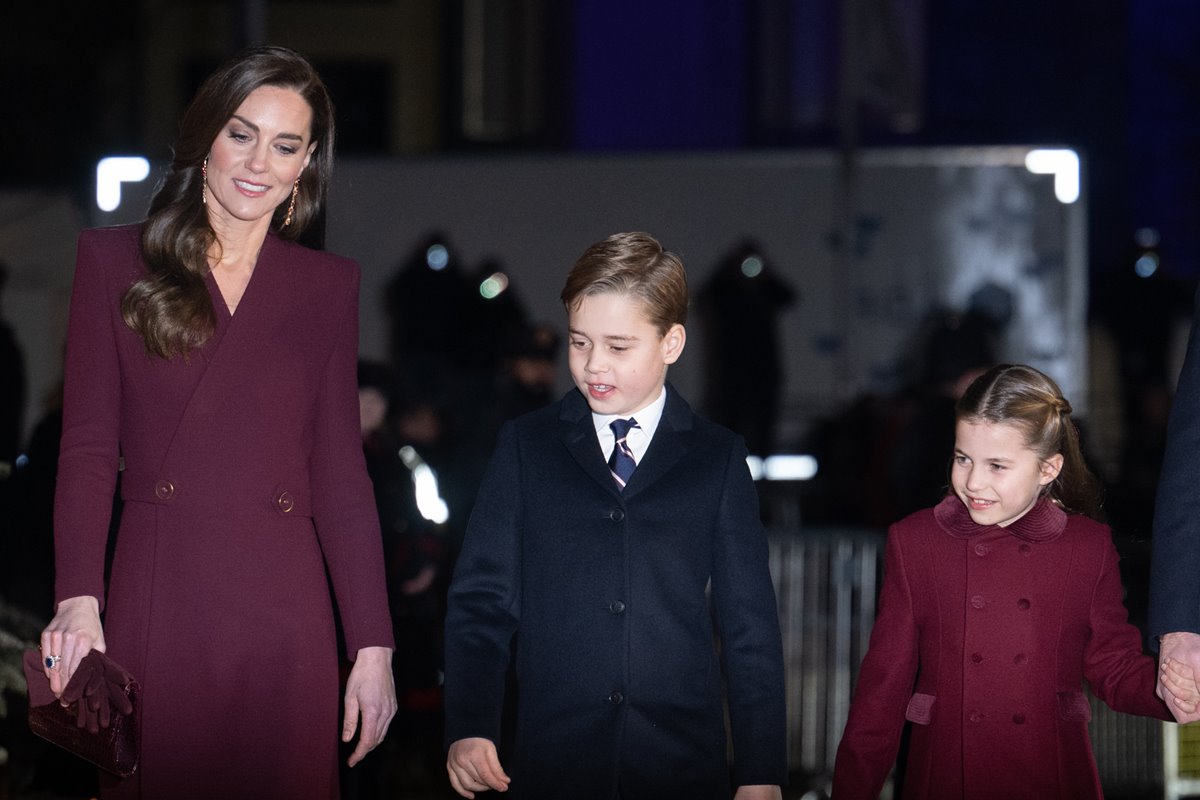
[444,232,787,799]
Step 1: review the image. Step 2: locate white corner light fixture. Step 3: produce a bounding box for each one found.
[96,157,151,212]
[1024,148,1080,204]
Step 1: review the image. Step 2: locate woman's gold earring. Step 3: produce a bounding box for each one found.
[201,157,208,205]
[283,178,300,227]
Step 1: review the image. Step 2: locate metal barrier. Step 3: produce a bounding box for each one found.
[768,528,884,779]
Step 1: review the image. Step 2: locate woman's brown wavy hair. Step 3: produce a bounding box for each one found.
[122,45,335,358]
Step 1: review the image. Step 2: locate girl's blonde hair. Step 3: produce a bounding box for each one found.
[956,363,1103,521]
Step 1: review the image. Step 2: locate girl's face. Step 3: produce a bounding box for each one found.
[951,419,1063,527]
[204,85,315,231]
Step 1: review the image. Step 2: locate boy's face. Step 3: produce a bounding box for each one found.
[567,291,685,417]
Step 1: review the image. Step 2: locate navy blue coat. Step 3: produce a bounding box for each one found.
[444,385,787,799]
[1151,284,1200,640]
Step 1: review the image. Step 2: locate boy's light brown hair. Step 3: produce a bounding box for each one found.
[560,232,689,336]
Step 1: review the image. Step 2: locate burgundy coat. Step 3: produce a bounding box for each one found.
[53,225,393,799]
[832,496,1171,800]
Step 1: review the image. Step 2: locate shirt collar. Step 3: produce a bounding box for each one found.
[591,386,667,443]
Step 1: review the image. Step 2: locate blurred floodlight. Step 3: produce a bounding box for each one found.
[1135,227,1160,249]
[96,157,150,212]
[399,445,450,524]
[426,243,449,271]
[746,455,764,480]
[745,454,818,481]
[1135,253,1159,278]
[1024,149,1079,204]
[479,272,510,299]
[740,255,764,278]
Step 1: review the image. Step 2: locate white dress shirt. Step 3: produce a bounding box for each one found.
[591,386,667,465]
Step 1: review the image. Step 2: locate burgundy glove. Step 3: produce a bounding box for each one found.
[59,650,135,733]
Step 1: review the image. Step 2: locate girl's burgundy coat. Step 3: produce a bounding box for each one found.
[832,496,1171,800]
[53,225,393,799]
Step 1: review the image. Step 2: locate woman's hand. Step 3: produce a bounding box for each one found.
[40,595,105,697]
[342,646,397,767]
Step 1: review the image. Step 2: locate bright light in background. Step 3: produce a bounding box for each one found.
[740,255,764,278]
[399,445,449,524]
[426,244,449,271]
[479,272,510,299]
[746,454,818,481]
[1135,253,1159,278]
[96,157,150,212]
[1024,149,1079,204]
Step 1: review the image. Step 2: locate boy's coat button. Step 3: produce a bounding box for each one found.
[608,509,625,522]
[608,691,624,705]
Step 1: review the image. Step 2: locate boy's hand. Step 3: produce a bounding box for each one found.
[1161,656,1200,718]
[734,786,782,800]
[447,737,511,797]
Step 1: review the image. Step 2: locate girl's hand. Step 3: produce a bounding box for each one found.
[40,595,105,697]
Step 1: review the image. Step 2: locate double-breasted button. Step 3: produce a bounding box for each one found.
[276,491,295,513]
[1013,653,1027,666]
[155,480,175,500]
[1017,598,1031,610]
[968,711,983,723]
[974,543,990,557]
[970,595,986,609]
[1012,713,1026,725]
[609,600,626,615]
[971,652,983,663]
[608,691,624,706]
[1019,543,1032,555]
[608,509,625,522]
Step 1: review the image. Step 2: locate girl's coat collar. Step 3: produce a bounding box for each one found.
[933,494,1067,543]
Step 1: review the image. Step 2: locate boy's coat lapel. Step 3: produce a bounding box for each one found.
[560,390,624,495]
[557,384,695,499]
[621,384,692,500]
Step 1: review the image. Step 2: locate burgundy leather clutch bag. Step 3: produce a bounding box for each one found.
[22,649,140,777]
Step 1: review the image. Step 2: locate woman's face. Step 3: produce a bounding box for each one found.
[204,85,315,230]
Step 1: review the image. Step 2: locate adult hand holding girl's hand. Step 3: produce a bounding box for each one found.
[40,595,105,697]
[1158,632,1200,723]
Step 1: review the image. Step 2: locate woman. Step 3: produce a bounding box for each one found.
[37,46,396,799]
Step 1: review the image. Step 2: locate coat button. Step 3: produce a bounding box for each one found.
[970,595,986,609]
[974,543,989,556]
[608,691,624,705]
[971,652,983,663]
[1012,713,1026,725]
[609,600,626,614]
[1017,598,1031,610]
[1019,543,1032,555]
[154,479,175,500]
[969,711,983,723]
[1014,653,1027,666]
[608,509,625,522]
[276,491,295,513]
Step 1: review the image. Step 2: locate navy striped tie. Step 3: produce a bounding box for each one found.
[608,418,639,490]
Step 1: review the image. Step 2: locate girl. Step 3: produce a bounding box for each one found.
[832,363,1195,799]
